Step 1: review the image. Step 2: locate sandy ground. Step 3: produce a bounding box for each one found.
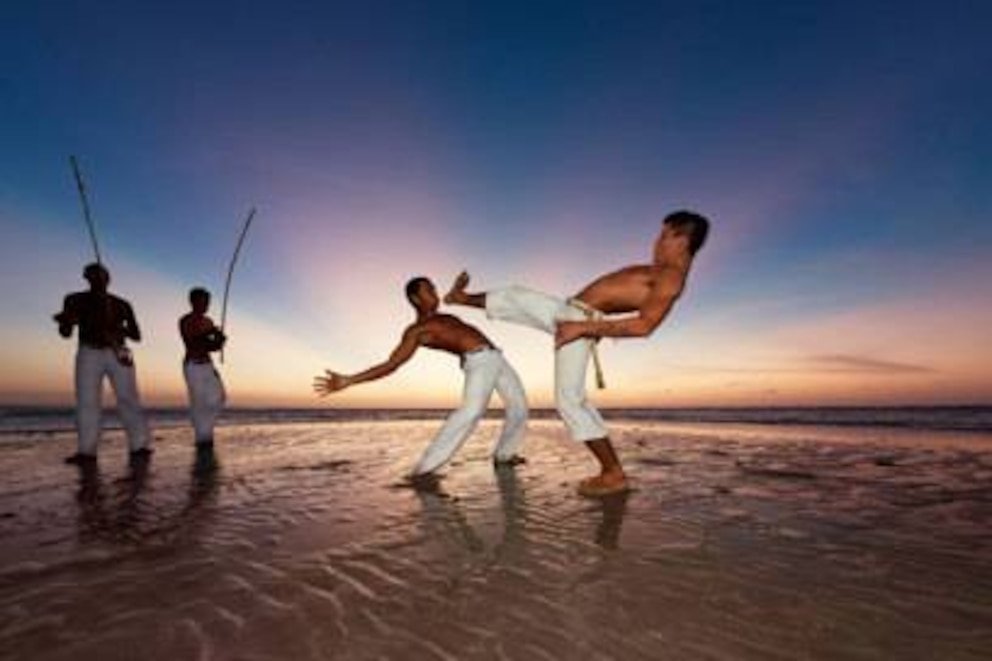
[1,419,990,660]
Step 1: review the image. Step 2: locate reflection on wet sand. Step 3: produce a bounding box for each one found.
[74,445,220,547]
[592,490,630,551]
[414,464,630,556]
[1,420,990,661]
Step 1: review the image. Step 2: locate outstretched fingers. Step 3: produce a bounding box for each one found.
[443,270,471,304]
[313,369,345,396]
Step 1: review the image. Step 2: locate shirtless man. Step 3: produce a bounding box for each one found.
[444,210,710,496]
[313,277,528,479]
[179,288,227,447]
[54,262,151,464]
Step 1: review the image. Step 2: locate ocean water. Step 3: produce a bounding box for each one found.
[2,405,991,437]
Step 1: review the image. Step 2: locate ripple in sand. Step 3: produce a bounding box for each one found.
[1,421,991,661]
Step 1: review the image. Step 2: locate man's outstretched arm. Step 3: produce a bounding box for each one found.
[314,325,424,395]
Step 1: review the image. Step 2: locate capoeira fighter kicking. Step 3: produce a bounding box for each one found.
[313,277,528,479]
[54,262,152,465]
[445,210,710,496]
[179,288,227,447]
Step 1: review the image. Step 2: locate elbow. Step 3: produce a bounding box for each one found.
[632,318,663,338]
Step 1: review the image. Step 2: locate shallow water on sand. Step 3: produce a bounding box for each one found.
[1,420,990,660]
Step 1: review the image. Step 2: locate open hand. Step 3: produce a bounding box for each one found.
[313,370,350,396]
[555,321,586,349]
[443,270,471,305]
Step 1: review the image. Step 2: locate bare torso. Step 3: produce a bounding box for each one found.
[180,313,221,363]
[59,291,138,348]
[416,313,494,356]
[575,264,687,314]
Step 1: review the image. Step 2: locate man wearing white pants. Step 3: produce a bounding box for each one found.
[313,277,527,479]
[55,263,151,464]
[180,288,227,446]
[445,210,711,496]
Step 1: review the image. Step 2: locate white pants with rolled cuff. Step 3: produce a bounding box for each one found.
[184,361,227,443]
[485,285,608,442]
[412,348,528,476]
[74,346,150,455]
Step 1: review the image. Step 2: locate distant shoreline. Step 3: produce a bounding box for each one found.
[2,404,991,435]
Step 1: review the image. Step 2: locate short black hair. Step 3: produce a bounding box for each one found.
[405,277,430,305]
[189,287,210,306]
[663,210,710,255]
[83,262,109,281]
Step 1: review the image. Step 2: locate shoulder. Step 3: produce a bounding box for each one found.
[433,313,465,327]
[110,294,134,311]
[402,322,429,342]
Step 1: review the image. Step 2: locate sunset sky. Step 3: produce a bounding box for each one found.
[1,1,990,408]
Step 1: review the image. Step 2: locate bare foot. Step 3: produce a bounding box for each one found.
[493,455,526,468]
[405,471,443,491]
[577,471,630,497]
[64,452,97,466]
[443,270,471,304]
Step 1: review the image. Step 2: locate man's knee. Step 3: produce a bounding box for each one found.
[504,403,528,426]
[452,402,487,424]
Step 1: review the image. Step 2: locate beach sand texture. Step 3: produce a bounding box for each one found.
[1,420,990,660]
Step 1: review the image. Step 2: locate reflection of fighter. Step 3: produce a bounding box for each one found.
[180,288,227,446]
[55,263,151,465]
[445,211,710,496]
[314,277,528,480]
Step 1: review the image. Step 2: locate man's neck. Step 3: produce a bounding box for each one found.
[655,253,691,273]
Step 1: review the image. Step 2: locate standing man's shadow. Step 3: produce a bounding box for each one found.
[186,444,221,515]
[74,456,150,543]
[411,464,630,556]
[73,447,221,544]
[592,490,630,550]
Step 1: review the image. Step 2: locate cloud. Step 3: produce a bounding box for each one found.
[805,354,935,374]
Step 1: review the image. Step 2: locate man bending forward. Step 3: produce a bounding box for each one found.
[445,210,709,496]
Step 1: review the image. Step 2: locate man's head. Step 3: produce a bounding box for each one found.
[655,210,710,262]
[83,262,110,292]
[189,287,211,314]
[405,276,439,313]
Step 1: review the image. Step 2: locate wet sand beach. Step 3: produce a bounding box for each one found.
[1,419,990,660]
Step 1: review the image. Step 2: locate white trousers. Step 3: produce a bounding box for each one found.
[413,348,528,475]
[486,285,608,442]
[74,346,150,454]
[184,361,226,443]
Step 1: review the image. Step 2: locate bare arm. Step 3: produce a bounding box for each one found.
[314,325,425,396]
[556,270,683,347]
[122,300,141,342]
[182,316,226,353]
[54,295,77,338]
